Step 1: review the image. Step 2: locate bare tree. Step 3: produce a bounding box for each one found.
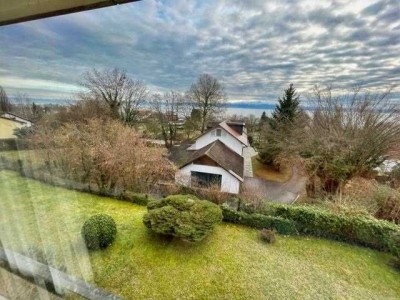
[11,93,45,122]
[30,118,175,193]
[150,91,186,148]
[0,86,12,113]
[80,68,148,124]
[188,74,227,133]
[277,85,400,194]
[52,98,114,126]
[121,79,148,126]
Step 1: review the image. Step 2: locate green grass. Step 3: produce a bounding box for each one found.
[252,156,292,182]
[0,149,44,167]
[1,170,400,299]
[0,149,36,159]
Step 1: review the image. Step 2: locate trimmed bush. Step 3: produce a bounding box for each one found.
[390,232,400,259]
[222,205,297,235]
[262,203,400,252]
[131,193,151,205]
[143,195,222,242]
[223,203,400,252]
[122,191,154,206]
[260,229,276,244]
[81,214,117,250]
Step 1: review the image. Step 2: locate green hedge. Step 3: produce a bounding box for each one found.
[389,232,400,260]
[121,192,155,206]
[269,204,399,251]
[239,203,400,252]
[222,206,297,235]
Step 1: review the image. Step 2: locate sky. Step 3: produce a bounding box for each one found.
[0,0,399,104]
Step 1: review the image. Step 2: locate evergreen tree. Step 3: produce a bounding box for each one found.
[260,111,267,122]
[0,86,12,113]
[258,111,268,131]
[258,84,301,167]
[272,83,300,124]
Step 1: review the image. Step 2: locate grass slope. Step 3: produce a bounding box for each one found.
[1,170,399,299]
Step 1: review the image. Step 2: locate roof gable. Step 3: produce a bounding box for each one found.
[189,121,248,148]
[218,121,248,146]
[180,140,244,180]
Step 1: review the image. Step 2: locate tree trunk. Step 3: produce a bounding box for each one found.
[322,178,340,194]
[306,178,316,197]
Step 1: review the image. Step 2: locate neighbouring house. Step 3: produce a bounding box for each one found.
[0,112,33,139]
[175,121,249,194]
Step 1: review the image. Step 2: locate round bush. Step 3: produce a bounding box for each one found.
[143,195,222,242]
[81,214,117,250]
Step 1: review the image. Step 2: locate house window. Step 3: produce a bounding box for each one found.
[191,171,222,189]
[216,128,222,137]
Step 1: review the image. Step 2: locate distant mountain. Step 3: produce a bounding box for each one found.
[226,101,276,110]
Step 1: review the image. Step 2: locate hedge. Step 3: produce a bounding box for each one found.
[268,204,400,252]
[222,205,297,235]
[234,203,400,252]
[121,191,155,206]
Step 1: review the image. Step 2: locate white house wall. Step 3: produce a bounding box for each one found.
[176,164,241,194]
[194,129,243,155]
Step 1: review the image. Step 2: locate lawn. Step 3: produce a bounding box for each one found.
[1,170,400,299]
[0,149,44,168]
[252,155,292,182]
[0,149,37,160]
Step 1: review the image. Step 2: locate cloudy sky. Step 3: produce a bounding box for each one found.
[0,0,399,103]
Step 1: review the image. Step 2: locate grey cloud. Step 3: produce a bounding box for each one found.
[0,0,399,103]
[362,0,387,16]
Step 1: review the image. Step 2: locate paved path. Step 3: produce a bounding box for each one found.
[243,147,257,177]
[243,160,307,204]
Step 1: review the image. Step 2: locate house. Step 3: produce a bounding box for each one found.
[175,121,249,194]
[0,112,32,139]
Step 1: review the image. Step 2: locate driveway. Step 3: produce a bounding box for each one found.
[243,146,257,177]
[242,161,307,204]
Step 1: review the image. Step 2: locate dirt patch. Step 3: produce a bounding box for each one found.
[251,156,292,182]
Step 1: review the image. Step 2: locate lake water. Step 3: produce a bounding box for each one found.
[14,98,276,117]
[225,107,273,118]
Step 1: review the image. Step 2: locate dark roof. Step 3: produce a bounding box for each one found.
[168,141,193,165]
[180,140,244,179]
[227,121,245,125]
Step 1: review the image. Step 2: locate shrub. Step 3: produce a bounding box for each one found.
[265,203,400,252]
[222,205,297,235]
[143,194,222,242]
[389,164,400,188]
[373,185,400,224]
[131,193,151,205]
[260,229,276,244]
[81,214,117,250]
[390,232,400,259]
[223,202,400,252]
[122,191,154,206]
